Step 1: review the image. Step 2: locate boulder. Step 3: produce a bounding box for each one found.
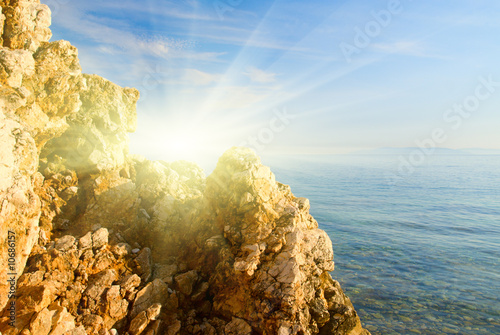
[29,308,55,335]
[131,279,168,319]
[174,270,198,296]
[133,247,152,282]
[54,235,76,252]
[224,318,252,335]
[92,227,109,249]
[129,303,162,335]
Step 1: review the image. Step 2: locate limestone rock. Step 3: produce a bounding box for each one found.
[127,159,206,259]
[174,270,198,296]
[21,39,84,147]
[166,319,181,335]
[0,110,41,311]
[18,39,83,150]
[131,279,168,319]
[143,319,162,335]
[92,227,109,249]
[1,0,52,52]
[129,303,162,335]
[0,47,35,87]
[29,307,55,335]
[112,242,132,257]
[83,269,118,312]
[106,285,129,321]
[204,147,365,334]
[0,7,4,45]
[78,173,139,229]
[129,310,150,335]
[48,304,76,335]
[119,274,141,294]
[35,167,79,237]
[153,263,178,283]
[64,326,87,335]
[54,235,76,252]
[133,247,152,283]
[224,317,252,335]
[78,232,92,249]
[0,226,137,334]
[0,18,85,150]
[135,160,205,208]
[15,281,58,315]
[0,0,371,333]
[41,74,139,174]
[82,314,105,334]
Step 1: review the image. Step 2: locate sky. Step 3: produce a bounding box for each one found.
[46,0,500,166]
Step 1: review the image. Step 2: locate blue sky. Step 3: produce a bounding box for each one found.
[47,0,500,164]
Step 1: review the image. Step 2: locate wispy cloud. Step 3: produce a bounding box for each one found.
[243,67,277,83]
[171,50,226,62]
[86,0,217,21]
[371,41,448,59]
[50,3,222,62]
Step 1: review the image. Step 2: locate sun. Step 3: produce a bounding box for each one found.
[166,133,199,157]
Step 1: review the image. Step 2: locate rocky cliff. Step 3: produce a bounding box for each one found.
[0,1,370,334]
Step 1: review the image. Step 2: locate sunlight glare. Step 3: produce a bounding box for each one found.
[164,131,202,159]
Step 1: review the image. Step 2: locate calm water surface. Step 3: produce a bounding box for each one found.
[262,154,500,335]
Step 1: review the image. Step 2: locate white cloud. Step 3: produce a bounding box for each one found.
[50,4,223,62]
[244,67,277,83]
[170,50,226,62]
[371,41,448,60]
[372,41,423,55]
[82,0,216,21]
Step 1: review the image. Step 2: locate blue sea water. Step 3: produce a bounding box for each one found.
[261,154,500,335]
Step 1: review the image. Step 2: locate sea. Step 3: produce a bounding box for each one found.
[259,154,500,335]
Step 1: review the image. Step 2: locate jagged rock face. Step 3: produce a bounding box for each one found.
[23,39,84,149]
[203,147,367,335]
[0,0,51,52]
[0,0,87,305]
[0,47,35,88]
[0,110,41,312]
[40,74,139,174]
[0,7,5,45]
[0,38,84,150]
[0,228,168,335]
[0,0,137,313]
[63,156,207,255]
[0,0,371,334]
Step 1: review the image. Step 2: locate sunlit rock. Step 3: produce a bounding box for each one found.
[0,1,370,334]
[1,0,51,52]
[0,110,41,311]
